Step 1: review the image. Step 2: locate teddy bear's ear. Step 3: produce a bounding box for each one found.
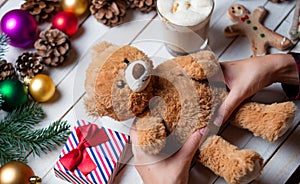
[84,42,121,116]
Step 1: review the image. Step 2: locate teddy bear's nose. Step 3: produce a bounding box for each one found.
[132,63,145,79]
[125,60,151,92]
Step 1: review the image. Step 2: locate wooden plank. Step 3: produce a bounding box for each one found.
[41,96,144,183]
[29,10,156,128]
[131,4,236,182]
[0,0,24,17]
[285,164,300,184]
[31,97,95,184]
[219,2,300,160]
[218,0,294,61]
[2,1,299,183]
[41,5,238,182]
[0,0,94,85]
[255,125,300,183]
[0,0,6,8]
[41,170,70,184]
[213,2,298,183]
[263,1,295,28]
[115,164,143,184]
[210,0,269,57]
[213,109,300,184]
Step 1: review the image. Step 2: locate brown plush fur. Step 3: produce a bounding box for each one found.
[198,135,263,184]
[85,42,154,120]
[229,101,296,141]
[84,42,121,116]
[85,42,297,184]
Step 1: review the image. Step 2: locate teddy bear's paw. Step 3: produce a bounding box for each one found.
[197,135,263,184]
[230,101,297,141]
[135,116,167,154]
[226,150,263,184]
[275,102,296,137]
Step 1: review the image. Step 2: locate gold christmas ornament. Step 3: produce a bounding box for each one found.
[0,161,42,184]
[61,0,89,16]
[28,74,56,102]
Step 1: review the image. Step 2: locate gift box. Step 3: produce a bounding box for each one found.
[54,120,132,184]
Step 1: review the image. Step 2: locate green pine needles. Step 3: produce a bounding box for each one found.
[0,103,71,165]
[0,95,3,108]
[0,33,9,61]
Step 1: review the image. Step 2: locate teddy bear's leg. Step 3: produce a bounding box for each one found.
[196,135,263,184]
[229,101,296,141]
[135,115,167,154]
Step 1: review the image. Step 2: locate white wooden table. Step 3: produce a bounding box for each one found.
[1,0,300,183]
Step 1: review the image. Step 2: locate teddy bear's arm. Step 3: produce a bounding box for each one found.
[165,50,220,80]
[229,101,296,141]
[224,24,244,37]
[135,115,167,154]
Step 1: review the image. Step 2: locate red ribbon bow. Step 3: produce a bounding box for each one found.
[60,124,109,175]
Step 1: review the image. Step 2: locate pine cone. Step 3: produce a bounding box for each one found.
[0,60,15,81]
[21,0,60,23]
[15,52,44,79]
[128,0,156,13]
[34,29,71,67]
[90,0,127,27]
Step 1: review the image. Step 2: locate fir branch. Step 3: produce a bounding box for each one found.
[0,94,3,108]
[21,121,71,156]
[0,103,71,164]
[0,102,45,130]
[0,141,27,165]
[0,120,70,158]
[0,33,9,60]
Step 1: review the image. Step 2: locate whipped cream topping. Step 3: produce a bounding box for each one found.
[157,0,214,26]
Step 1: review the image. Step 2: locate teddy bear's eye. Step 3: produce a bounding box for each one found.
[124,58,130,65]
[142,76,150,82]
[237,6,241,9]
[117,80,126,88]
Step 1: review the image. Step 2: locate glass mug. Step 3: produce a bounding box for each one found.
[157,0,214,56]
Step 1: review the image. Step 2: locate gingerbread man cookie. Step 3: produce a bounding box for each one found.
[224,4,292,56]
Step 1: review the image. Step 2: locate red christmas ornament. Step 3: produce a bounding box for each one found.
[52,11,78,37]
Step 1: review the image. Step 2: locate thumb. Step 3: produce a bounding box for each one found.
[174,127,209,161]
[214,90,244,126]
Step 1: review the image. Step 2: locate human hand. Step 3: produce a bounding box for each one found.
[214,54,298,126]
[130,127,209,184]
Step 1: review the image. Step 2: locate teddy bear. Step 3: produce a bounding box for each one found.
[84,41,296,184]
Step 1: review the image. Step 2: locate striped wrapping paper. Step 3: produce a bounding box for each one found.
[54,120,131,184]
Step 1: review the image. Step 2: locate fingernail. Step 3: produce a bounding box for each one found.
[214,116,223,127]
[199,127,209,137]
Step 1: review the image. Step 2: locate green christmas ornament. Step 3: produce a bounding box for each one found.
[0,79,28,111]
